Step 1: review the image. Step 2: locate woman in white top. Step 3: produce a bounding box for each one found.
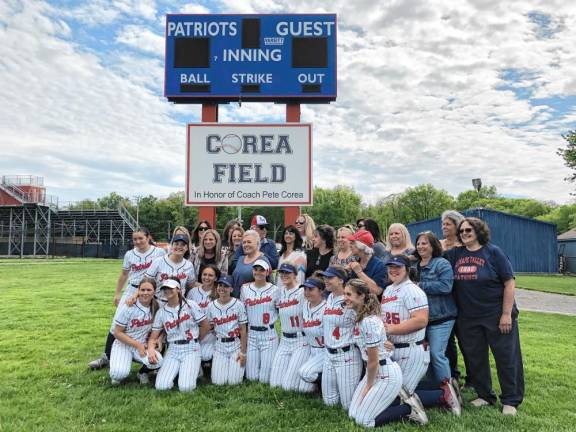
[276,225,307,289]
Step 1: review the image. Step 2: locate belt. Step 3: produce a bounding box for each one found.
[250,324,275,331]
[393,339,425,349]
[327,345,351,354]
[219,337,237,343]
[363,359,388,367]
[172,338,198,345]
[282,332,304,338]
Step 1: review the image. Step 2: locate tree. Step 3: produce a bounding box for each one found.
[455,185,498,211]
[558,130,576,193]
[96,192,131,209]
[397,184,455,223]
[537,203,576,234]
[303,186,362,228]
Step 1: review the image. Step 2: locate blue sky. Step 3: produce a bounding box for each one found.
[1,0,575,206]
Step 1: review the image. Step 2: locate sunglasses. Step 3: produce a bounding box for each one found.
[357,223,365,228]
[295,220,305,225]
[459,228,474,234]
[198,226,209,231]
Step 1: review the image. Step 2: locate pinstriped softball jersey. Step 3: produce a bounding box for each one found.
[240,282,280,327]
[152,300,205,342]
[145,256,196,302]
[381,280,428,343]
[353,315,393,362]
[323,293,357,348]
[113,300,153,343]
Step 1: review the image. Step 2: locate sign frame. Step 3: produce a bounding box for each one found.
[185,123,313,206]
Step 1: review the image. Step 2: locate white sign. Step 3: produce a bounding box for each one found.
[186,123,312,206]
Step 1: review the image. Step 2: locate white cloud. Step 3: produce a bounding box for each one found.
[0,0,575,208]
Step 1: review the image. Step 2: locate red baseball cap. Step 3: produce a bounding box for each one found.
[347,230,374,248]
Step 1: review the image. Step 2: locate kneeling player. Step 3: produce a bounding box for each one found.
[207,276,248,385]
[109,277,163,385]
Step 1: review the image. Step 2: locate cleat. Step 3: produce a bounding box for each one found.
[111,379,120,386]
[137,373,150,385]
[502,405,517,416]
[440,379,462,416]
[405,394,428,425]
[470,397,490,407]
[88,353,109,370]
[451,377,464,406]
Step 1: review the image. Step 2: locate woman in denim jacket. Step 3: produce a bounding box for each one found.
[414,232,461,404]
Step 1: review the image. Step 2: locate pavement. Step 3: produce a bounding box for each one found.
[515,288,576,316]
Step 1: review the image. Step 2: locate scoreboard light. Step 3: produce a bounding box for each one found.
[165,14,337,103]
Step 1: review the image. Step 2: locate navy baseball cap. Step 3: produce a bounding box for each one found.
[385,255,410,267]
[278,263,297,274]
[217,275,233,287]
[172,234,190,244]
[319,266,348,282]
[300,278,325,290]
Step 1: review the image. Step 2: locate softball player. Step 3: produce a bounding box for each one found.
[240,258,279,383]
[298,277,327,390]
[207,275,248,385]
[381,255,429,409]
[320,265,363,410]
[145,233,196,303]
[344,279,428,427]
[186,264,220,363]
[89,228,165,370]
[270,263,313,392]
[109,277,163,385]
[147,278,210,392]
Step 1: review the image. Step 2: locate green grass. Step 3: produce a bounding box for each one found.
[516,274,576,295]
[1,260,575,431]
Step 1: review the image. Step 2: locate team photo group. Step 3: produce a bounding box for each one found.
[88,210,524,428]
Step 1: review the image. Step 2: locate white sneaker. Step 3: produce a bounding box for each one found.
[451,377,464,406]
[137,373,150,385]
[110,379,120,386]
[502,405,517,416]
[470,398,490,407]
[441,379,462,416]
[405,394,428,425]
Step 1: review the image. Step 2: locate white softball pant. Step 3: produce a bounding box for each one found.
[322,346,363,410]
[246,328,278,383]
[200,332,216,362]
[299,346,326,386]
[211,340,245,385]
[155,342,201,392]
[109,340,162,382]
[348,361,403,428]
[270,334,314,392]
[392,343,430,394]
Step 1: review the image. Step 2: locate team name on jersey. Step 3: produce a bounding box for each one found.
[277,298,299,309]
[354,326,360,336]
[131,318,153,327]
[160,272,187,281]
[324,307,344,316]
[245,296,273,306]
[198,300,210,308]
[303,318,321,328]
[381,295,398,304]
[131,261,153,272]
[164,313,190,330]
[213,313,238,326]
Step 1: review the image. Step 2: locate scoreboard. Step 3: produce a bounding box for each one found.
[165,14,337,103]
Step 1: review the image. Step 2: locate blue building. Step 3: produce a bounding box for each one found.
[407,208,558,273]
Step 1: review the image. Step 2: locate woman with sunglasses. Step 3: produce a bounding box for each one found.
[191,220,212,258]
[295,213,316,250]
[148,277,210,392]
[446,217,524,416]
[240,258,280,383]
[277,225,307,290]
[330,225,357,267]
[298,277,327,391]
[270,263,313,392]
[356,218,387,259]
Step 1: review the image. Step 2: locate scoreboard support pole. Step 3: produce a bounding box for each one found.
[284,103,301,227]
[198,103,218,228]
